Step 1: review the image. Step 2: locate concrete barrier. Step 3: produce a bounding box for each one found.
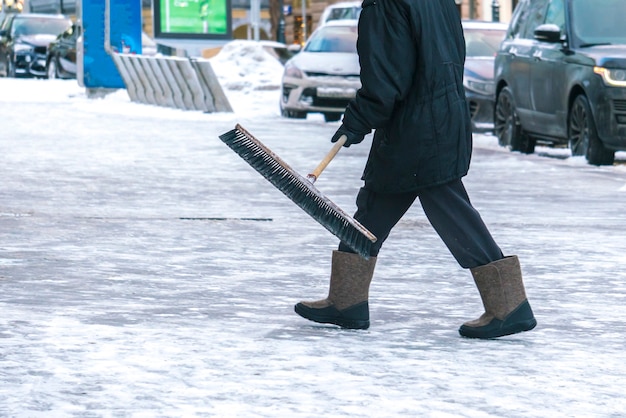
[191,58,233,113]
[155,58,186,110]
[112,54,143,103]
[112,53,233,113]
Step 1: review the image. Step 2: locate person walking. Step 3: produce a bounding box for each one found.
[294,0,537,339]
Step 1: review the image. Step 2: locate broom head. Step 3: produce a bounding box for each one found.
[218,124,377,258]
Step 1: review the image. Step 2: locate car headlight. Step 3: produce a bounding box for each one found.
[593,67,626,87]
[284,62,303,79]
[13,44,34,54]
[463,77,495,95]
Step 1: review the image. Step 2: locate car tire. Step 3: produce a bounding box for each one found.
[47,59,57,79]
[494,87,535,153]
[323,113,342,123]
[568,94,614,166]
[281,108,307,119]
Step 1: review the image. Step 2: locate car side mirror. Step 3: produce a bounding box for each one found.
[0,29,7,38]
[534,24,563,43]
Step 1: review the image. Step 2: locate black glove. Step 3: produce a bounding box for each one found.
[331,124,368,148]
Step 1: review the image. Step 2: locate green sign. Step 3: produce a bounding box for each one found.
[154,0,232,39]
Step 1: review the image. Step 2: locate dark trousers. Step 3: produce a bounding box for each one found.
[339,179,503,269]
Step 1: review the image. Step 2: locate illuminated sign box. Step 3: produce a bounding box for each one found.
[153,0,232,40]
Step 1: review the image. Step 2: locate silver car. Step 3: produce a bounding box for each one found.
[280,20,360,122]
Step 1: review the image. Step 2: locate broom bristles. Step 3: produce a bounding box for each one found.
[218,124,377,258]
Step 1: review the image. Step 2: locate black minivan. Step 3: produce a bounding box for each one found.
[494,0,626,165]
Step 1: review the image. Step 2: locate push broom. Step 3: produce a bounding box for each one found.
[218,124,377,258]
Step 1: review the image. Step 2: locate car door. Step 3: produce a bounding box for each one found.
[528,0,568,137]
[56,24,79,75]
[499,0,549,126]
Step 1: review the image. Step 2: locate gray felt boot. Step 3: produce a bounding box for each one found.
[459,255,537,339]
[295,250,377,329]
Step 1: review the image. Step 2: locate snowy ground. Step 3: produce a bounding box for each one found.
[1,43,626,417]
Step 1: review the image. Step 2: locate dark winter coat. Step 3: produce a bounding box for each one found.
[343,0,472,193]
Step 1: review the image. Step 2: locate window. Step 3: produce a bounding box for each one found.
[571,0,626,46]
[293,15,312,46]
[519,0,548,39]
[545,0,565,32]
[12,17,71,37]
[465,28,507,57]
[507,0,532,39]
[304,25,357,53]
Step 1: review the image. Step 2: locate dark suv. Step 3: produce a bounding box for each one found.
[0,13,72,78]
[494,0,626,165]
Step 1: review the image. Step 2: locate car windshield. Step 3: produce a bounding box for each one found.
[304,25,357,53]
[464,28,506,57]
[324,7,361,24]
[11,17,71,37]
[571,0,626,46]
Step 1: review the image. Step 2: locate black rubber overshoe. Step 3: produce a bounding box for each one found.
[294,301,370,330]
[459,300,537,339]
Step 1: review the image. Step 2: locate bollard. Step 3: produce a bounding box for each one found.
[492,0,500,22]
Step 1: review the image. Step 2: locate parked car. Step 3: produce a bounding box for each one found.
[46,27,159,80]
[462,20,508,132]
[0,13,72,77]
[318,1,361,28]
[280,20,360,122]
[494,0,626,165]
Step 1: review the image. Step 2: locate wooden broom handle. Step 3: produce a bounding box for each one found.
[307,135,347,183]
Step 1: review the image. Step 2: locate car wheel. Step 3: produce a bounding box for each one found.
[494,87,534,154]
[568,94,614,165]
[47,59,57,79]
[515,131,535,154]
[323,113,342,123]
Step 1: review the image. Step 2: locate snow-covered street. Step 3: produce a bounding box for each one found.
[1,46,626,416]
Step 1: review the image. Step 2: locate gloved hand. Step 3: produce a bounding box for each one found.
[331,124,368,148]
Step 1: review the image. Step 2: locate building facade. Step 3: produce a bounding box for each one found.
[272,0,519,45]
[11,0,520,47]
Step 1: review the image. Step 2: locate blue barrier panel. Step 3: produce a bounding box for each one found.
[80,0,142,88]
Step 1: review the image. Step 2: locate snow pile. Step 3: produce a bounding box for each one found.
[209,40,285,93]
